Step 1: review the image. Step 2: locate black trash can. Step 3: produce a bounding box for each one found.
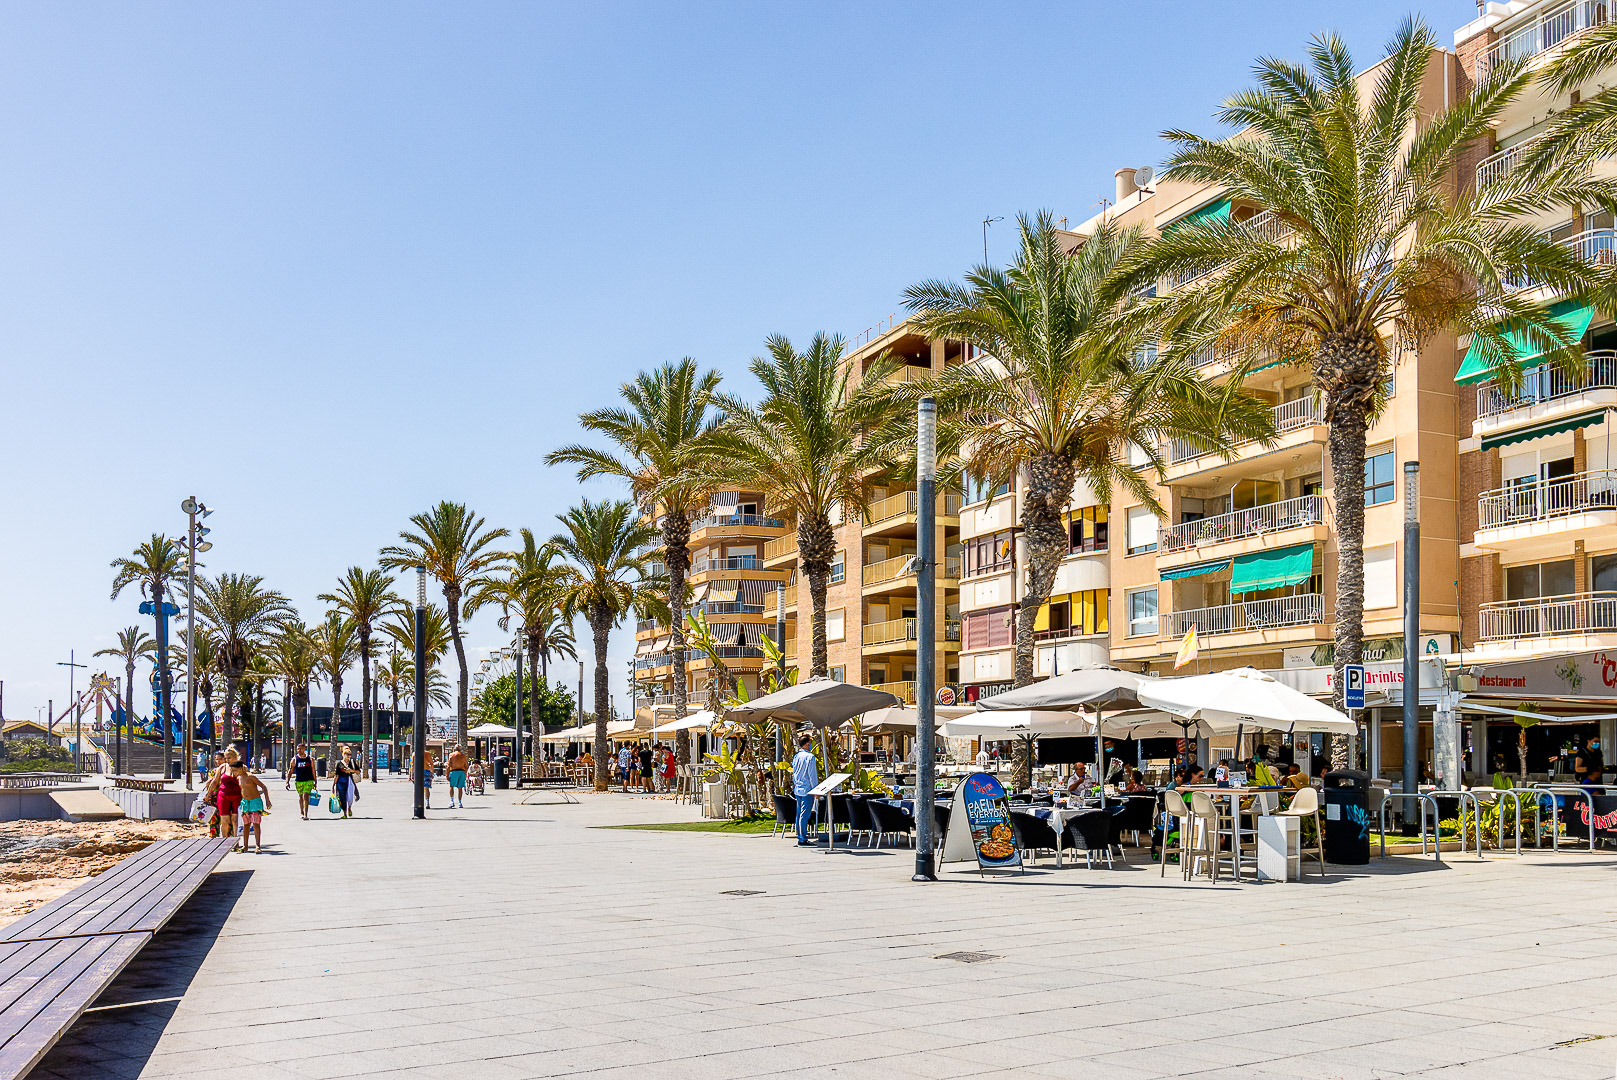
[168,760,183,780]
[492,756,509,789]
[317,758,328,777]
[1321,769,1371,864]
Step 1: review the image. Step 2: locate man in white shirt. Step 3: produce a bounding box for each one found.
[792,735,820,846]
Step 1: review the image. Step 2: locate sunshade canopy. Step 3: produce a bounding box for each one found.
[1163,197,1231,232]
[1455,299,1595,385]
[1135,666,1354,734]
[723,676,899,728]
[975,664,1146,712]
[1160,558,1230,581]
[1480,409,1606,452]
[465,723,517,738]
[649,710,718,734]
[845,704,976,734]
[1229,543,1314,593]
[940,710,1096,740]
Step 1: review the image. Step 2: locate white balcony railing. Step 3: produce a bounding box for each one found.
[1169,395,1324,464]
[1159,495,1327,554]
[862,618,963,648]
[1477,351,1617,418]
[1477,469,1617,528]
[691,555,762,573]
[1505,228,1617,290]
[1479,591,1617,640]
[1477,136,1545,190]
[1480,0,1610,81]
[691,512,785,531]
[1160,594,1324,638]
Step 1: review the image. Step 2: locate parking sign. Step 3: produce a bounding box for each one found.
[1343,664,1365,710]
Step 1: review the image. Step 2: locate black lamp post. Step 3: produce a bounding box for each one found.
[413,567,428,819]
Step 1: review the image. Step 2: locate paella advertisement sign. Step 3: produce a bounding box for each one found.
[956,772,1021,870]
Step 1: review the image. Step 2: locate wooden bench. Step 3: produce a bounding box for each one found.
[0,836,236,1079]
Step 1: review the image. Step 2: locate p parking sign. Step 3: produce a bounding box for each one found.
[1343,664,1365,710]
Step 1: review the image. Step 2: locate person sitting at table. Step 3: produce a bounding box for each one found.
[1214,758,1231,787]
[1122,768,1148,793]
[1283,763,1309,791]
[1065,763,1090,796]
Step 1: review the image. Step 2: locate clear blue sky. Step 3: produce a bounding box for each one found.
[1,1,1456,724]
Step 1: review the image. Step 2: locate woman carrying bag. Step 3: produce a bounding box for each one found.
[332,747,360,818]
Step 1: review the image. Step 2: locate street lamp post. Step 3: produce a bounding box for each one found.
[913,396,939,882]
[413,567,428,819]
[513,635,525,789]
[57,652,86,772]
[180,497,211,790]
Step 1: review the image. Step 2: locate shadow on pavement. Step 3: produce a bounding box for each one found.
[25,868,252,1080]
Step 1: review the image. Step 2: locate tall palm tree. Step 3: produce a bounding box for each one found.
[1124,19,1612,754]
[382,603,452,761]
[194,573,293,748]
[551,499,664,791]
[375,647,410,767]
[188,632,219,752]
[94,627,154,775]
[268,621,318,771]
[312,613,360,769]
[901,212,1272,691]
[547,358,723,765]
[320,567,402,781]
[110,534,186,770]
[380,502,510,747]
[467,530,576,764]
[710,333,897,678]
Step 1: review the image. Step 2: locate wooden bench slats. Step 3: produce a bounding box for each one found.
[0,843,187,942]
[0,934,145,1079]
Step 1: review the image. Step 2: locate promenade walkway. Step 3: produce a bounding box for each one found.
[28,780,1617,1079]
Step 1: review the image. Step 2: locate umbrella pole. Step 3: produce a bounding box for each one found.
[1096,707,1105,808]
[820,727,833,852]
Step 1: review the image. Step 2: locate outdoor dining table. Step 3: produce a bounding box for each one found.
[1179,785,1287,882]
[1026,803,1112,866]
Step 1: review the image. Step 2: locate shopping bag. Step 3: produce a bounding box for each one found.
[328,795,340,814]
[189,797,216,824]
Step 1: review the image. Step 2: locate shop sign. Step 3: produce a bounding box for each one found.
[1284,635,1453,669]
[1466,650,1617,701]
[1564,794,1617,845]
[1268,659,1445,697]
[941,772,1022,872]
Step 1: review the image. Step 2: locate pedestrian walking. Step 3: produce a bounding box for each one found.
[214,747,244,840]
[333,747,360,817]
[234,760,273,852]
[287,744,318,820]
[638,742,654,793]
[445,743,469,807]
[792,735,819,846]
[617,744,632,792]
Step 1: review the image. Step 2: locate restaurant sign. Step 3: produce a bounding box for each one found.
[941,772,1022,873]
[1461,650,1617,702]
[1563,793,1617,846]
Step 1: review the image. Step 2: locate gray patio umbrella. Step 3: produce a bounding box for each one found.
[976,664,1146,802]
[724,676,900,728]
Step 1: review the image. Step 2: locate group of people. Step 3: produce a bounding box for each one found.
[281,742,362,821]
[199,746,274,852]
[611,741,678,793]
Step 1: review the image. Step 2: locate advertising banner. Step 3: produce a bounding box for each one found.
[1562,793,1617,846]
[946,772,1022,872]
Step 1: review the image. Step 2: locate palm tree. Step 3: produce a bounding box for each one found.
[95,627,154,775]
[188,632,219,752]
[901,212,1272,692]
[380,502,510,747]
[110,534,185,770]
[375,647,410,767]
[320,567,402,781]
[467,530,576,766]
[551,499,664,791]
[268,621,318,771]
[710,333,897,678]
[194,573,293,749]
[1124,19,1611,756]
[382,603,452,761]
[547,358,723,765]
[312,613,360,769]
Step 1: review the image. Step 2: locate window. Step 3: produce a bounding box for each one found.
[830,666,846,683]
[829,549,846,585]
[1364,544,1396,609]
[1595,554,1617,594]
[1126,506,1158,555]
[963,606,1014,650]
[826,607,846,641]
[1505,560,1575,600]
[1035,590,1109,637]
[1127,588,1158,638]
[966,531,1015,576]
[1365,448,1396,506]
[1067,506,1108,553]
[965,474,1013,504]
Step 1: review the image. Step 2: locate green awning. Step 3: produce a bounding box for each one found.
[1161,558,1230,581]
[1230,543,1315,594]
[1163,198,1231,233]
[1455,299,1595,386]
[1480,409,1607,451]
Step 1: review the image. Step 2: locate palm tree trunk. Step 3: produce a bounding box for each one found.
[255,682,266,766]
[446,588,469,748]
[527,632,541,761]
[360,628,374,782]
[1015,452,1077,690]
[798,514,835,679]
[221,676,240,753]
[153,579,173,776]
[591,611,612,792]
[122,661,134,775]
[327,678,343,770]
[665,516,692,766]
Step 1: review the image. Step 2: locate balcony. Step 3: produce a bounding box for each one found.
[1158,496,1328,570]
[862,554,961,596]
[862,617,963,655]
[691,512,785,532]
[1477,592,1617,651]
[763,534,797,567]
[1474,469,1617,558]
[962,556,1014,580]
[1476,135,1544,190]
[863,491,963,537]
[868,680,917,705]
[1165,397,1326,482]
[691,555,762,574]
[1479,0,1609,82]
[1159,593,1327,643]
[781,584,796,611]
[1505,228,1616,293]
[1477,352,1617,419]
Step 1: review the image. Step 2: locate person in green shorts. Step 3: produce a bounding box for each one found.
[287,743,318,820]
[446,744,469,809]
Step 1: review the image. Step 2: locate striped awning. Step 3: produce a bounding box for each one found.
[1481,409,1607,451]
[737,579,775,606]
[1160,558,1231,581]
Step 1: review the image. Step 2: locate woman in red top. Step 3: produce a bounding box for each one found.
[659,747,677,793]
[214,747,244,843]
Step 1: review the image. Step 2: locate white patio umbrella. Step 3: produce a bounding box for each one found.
[1136,666,1354,735]
[847,704,975,735]
[466,723,517,738]
[648,710,718,736]
[976,665,1148,800]
[939,709,1095,740]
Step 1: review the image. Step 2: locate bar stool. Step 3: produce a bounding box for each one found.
[1189,791,1237,881]
[1274,786,1326,877]
[1160,790,1195,879]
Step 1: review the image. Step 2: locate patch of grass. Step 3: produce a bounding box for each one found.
[601,817,779,835]
[0,759,79,773]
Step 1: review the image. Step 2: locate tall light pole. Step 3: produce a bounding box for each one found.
[1402,462,1420,830]
[180,497,211,789]
[57,652,86,770]
[413,567,428,819]
[913,396,939,882]
[513,634,525,789]
[981,215,1003,264]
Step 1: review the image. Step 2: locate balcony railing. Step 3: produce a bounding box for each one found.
[703,601,766,616]
[1480,0,1609,81]
[691,512,784,531]
[1477,135,1544,190]
[868,680,917,705]
[1506,228,1617,290]
[1479,591,1617,640]
[1169,396,1324,464]
[636,645,767,671]
[862,618,963,647]
[1160,593,1324,638]
[862,555,962,587]
[1478,351,1617,418]
[866,491,963,527]
[764,534,797,562]
[963,556,1014,579]
[1478,469,1617,528]
[1159,495,1327,554]
[692,555,762,573]
[1033,627,1105,642]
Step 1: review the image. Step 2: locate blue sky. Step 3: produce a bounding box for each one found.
[0,1,1455,724]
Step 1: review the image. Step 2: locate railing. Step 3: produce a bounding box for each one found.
[1480,0,1609,80]
[703,601,766,616]
[692,555,762,573]
[862,555,962,586]
[1477,351,1617,417]
[1160,593,1324,638]
[1479,591,1617,640]
[867,491,918,526]
[782,584,796,608]
[1477,135,1544,190]
[764,534,797,562]
[691,512,784,531]
[962,556,1014,579]
[637,645,768,670]
[1169,396,1324,464]
[635,619,666,634]
[884,364,935,384]
[1243,208,1290,240]
[1159,495,1327,553]
[1506,228,1617,290]
[1478,469,1617,527]
[868,680,917,704]
[1033,627,1105,642]
[862,618,963,647]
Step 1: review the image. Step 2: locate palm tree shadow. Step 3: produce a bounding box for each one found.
[26,868,251,1078]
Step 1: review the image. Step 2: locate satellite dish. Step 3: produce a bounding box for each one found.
[1135,165,1155,189]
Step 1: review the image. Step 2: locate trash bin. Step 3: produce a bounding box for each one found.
[492,756,509,789]
[1321,769,1371,864]
[318,758,328,777]
[168,760,183,780]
